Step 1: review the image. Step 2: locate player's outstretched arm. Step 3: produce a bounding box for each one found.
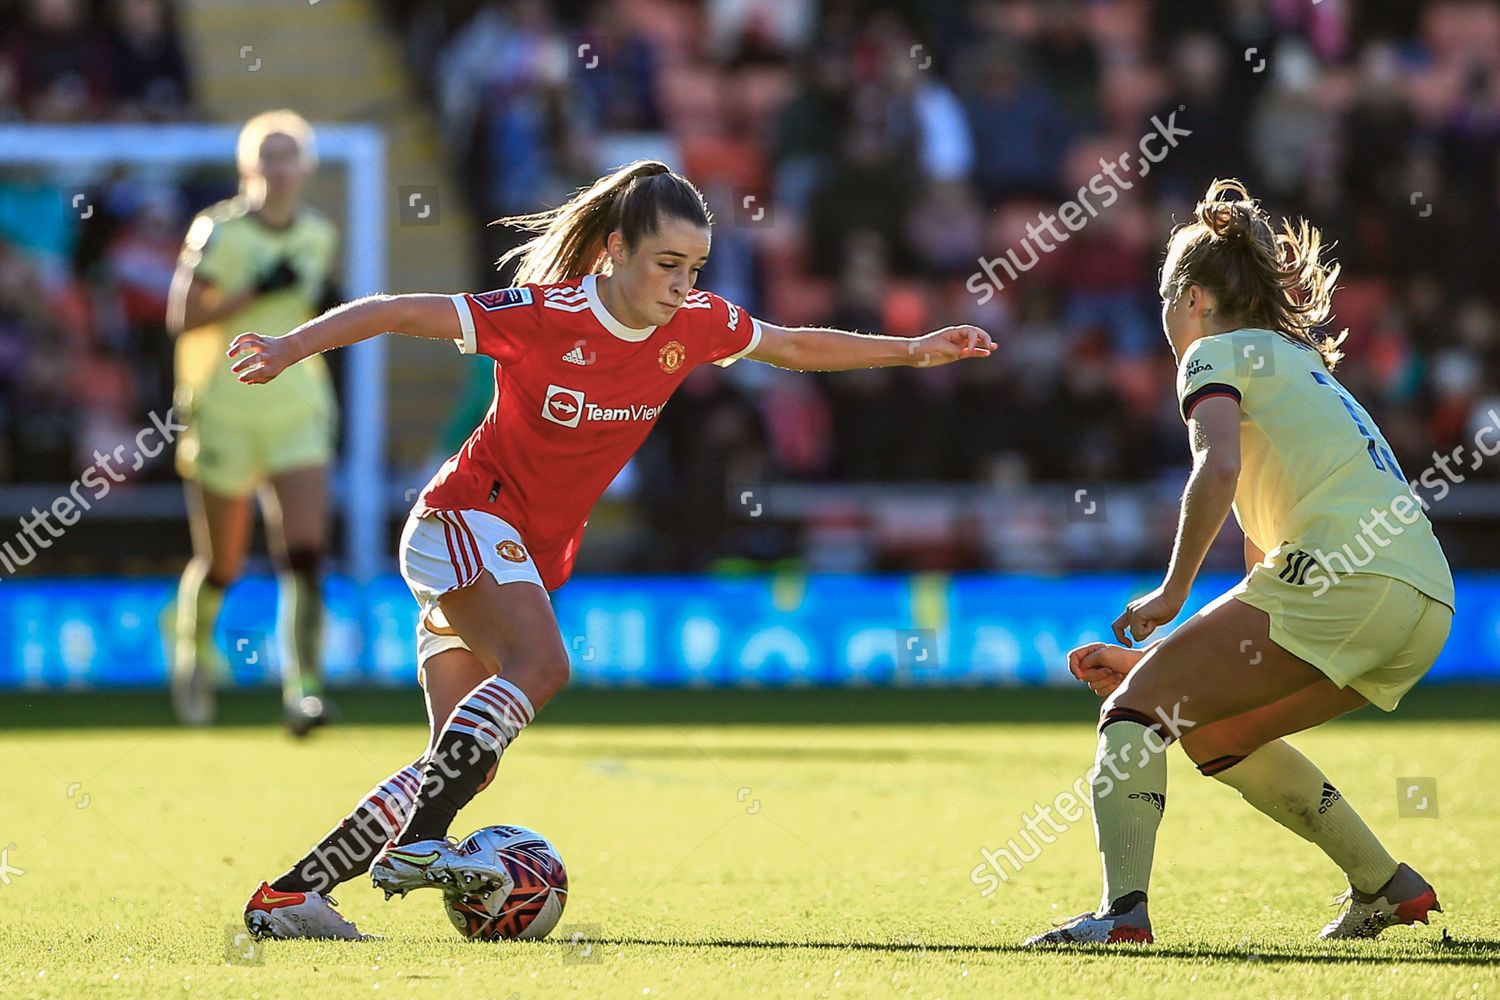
[746,322,993,372]
[1113,394,1241,645]
[227,293,461,384]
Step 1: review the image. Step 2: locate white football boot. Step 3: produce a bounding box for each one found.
[1320,863,1442,940]
[369,838,514,899]
[1024,898,1154,946]
[243,881,368,940]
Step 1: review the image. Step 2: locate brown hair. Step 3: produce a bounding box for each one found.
[1162,178,1344,369]
[495,160,712,285]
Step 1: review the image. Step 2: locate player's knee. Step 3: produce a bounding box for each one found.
[1097,678,1149,724]
[1096,692,1149,732]
[1194,753,1248,778]
[516,648,569,703]
[1097,699,1179,747]
[1180,728,1255,777]
[465,637,568,705]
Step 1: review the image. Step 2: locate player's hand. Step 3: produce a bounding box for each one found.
[228,331,301,383]
[1112,584,1185,646]
[1067,642,1145,698]
[255,258,301,295]
[907,325,994,367]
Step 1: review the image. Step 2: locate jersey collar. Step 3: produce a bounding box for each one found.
[584,273,656,342]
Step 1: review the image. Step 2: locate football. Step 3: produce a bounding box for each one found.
[442,825,569,941]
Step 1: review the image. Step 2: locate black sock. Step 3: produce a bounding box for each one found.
[396,676,534,845]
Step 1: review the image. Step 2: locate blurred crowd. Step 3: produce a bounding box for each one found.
[1,0,190,121]
[0,0,198,482]
[4,0,1500,572]
[387,0,1500,569]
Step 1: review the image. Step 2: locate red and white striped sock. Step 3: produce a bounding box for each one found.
[358,762,424,839]
[271,761,424,893]
[397,676,536,844]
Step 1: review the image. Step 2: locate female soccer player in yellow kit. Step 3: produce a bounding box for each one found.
[1026,179,1453,946]
[166,110,339,733]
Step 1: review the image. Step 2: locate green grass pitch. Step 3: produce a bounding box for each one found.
[2,686,1498,999]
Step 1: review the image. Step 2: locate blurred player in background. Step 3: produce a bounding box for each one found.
[230,160,993,938]
[165,110,340,734]
[1027,180,1453,947]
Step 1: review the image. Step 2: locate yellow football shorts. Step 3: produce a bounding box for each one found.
[1232,568,1452,711]
[175,389,336,497]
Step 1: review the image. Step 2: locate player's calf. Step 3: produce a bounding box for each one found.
[393,675,536,846]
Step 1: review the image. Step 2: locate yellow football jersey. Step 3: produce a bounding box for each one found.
[1176,329,1454,610]
[173,197,338,421]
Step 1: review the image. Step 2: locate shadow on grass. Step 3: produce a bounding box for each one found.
[0,684,1494,730]
[589,933,1500,967]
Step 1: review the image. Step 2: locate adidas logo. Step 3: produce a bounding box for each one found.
[1278,548,1318,586]
[1128,791,1166,814]
[1318,781,1341,814]
[562,345,589,366]
[543,284,589,312]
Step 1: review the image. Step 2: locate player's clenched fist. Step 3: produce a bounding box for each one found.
[228,331,302,384]
[907,325,994,367]
[1067,641,1146,698]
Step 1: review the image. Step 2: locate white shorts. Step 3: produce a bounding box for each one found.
[398,509,546,667]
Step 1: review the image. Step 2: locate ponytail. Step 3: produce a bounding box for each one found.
[495,160,712,286]
[1164,178,1344,370]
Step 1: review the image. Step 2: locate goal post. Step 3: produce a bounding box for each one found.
[0,123,389,583]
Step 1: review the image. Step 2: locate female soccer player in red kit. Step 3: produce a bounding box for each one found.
[235,160,993,938]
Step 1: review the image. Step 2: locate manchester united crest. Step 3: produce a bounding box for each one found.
[496,540,529,563]
[658,340,686,373]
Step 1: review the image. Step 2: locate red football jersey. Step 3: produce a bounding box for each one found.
[414,273,762,590]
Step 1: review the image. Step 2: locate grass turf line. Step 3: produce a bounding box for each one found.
[1,686,1496,999]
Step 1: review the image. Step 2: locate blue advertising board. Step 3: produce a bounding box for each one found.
[0,573,1494,689]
